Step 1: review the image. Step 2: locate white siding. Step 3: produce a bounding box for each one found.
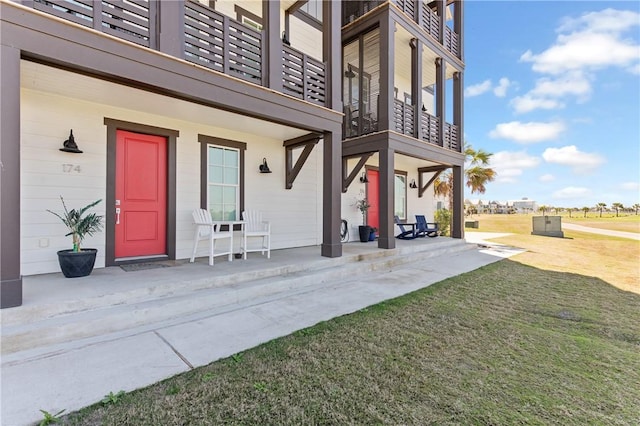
[21,86,322,276]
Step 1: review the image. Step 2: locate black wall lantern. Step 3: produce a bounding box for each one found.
[60,129,83,153]
[409,179,418,189]
[359,172,369,183]
[259,158,272,173]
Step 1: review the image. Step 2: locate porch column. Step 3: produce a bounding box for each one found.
[1,44,23,308]
[378,9,395,132]
[435,57,445,147]
[323,0,341,111]
[158,0,185,59]
[263,0,282,92]
[436,0,446,45]
[411,38,423,141]
[451,165,464,239]
[321,128,342,258]
[378,148,395,249]
[453,71,464,152]
[454,0,464,60]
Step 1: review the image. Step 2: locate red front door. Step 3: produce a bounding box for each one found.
[115,130,167,258]
[367,169,380,233]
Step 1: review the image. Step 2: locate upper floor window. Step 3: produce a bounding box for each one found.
[299,0,322,22]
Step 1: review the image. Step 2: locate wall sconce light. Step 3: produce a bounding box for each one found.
[259,158,272,173]
[60,129,83,153]
[359,172,369,183]
[344,64,356,79]
[281,31,290,46]
[409,179,418,189]
[421,104,427,112]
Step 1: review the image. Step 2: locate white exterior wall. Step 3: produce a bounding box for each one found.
[341,155,437,242]
[20,86,323,276]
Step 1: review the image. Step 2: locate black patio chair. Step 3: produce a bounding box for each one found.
[415,215,439,238]
[394,215,417,239]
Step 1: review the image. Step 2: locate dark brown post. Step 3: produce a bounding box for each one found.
[263,0,282,92]
[378,9,395,132]
[323,0,341,111]
[378,148,395,249]
[158,0,185,59]
[411,38,423,141]
[435,57,445,147]
[322,128,343,257]
[451,165,464,239]
[1,44,23,308]
[436,0,446,44]
[454,0,464,60]
[453,71,464,152]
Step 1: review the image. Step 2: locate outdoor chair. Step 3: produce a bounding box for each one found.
[394,215,417,240]
[241,210,271,259]
[189,209,233,266]
[415,215,439,238]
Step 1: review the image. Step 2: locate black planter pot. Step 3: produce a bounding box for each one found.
[358,225,371,243]
[57,249,98,278]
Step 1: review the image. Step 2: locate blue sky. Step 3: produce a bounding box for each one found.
[463,1,640,208]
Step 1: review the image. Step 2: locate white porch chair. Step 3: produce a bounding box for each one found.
[189,209,233,266]
[241,210,271,259]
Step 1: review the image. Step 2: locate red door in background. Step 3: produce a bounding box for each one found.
[115,130,167,258]
[367,169,380,234]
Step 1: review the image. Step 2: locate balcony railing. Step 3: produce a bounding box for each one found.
[25,0,326,105]
[184,1,262,85]
[29,0,156,48]
[394,100,460,152]
[392,0,460,58]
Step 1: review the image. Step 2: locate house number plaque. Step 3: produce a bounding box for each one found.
[62,163,82,173]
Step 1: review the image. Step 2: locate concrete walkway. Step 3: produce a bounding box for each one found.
[562,223,640,241]
[1,244,517,425]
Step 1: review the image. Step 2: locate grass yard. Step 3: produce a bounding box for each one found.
[61,215,640,425]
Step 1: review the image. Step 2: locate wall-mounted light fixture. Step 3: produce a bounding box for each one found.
[409,179,418,189]
[259,158,272,173]
[281,31,290,46]
[359,172,369,183]
[60,129,83,153]
[344,64,356,79]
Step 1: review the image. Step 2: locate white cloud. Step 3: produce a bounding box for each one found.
[489,151,541,184]
[489,121,565,144]
[542,145,605,173]
[465,80,492,97]
[539,174,555,182]
[621,182,640,191]
[493,78,512,97]
[552,186,593,199]
[513,8,639,114]
[557,8,640,34]
[511,95,564,114]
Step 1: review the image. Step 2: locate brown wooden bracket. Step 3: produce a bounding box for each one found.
[284,133,321,189]
[342,153,373,192]
[418,165,448,198]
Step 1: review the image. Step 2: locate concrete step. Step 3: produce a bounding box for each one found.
[1,239,473,357]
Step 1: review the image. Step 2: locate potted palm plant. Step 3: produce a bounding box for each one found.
[47,197,103,278]
[355,198,371,242]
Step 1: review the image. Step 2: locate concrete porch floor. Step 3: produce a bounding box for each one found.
[1,235,522,425]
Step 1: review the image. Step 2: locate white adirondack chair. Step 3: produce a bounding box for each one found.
[189,209,233,266]
[241,210,271,259]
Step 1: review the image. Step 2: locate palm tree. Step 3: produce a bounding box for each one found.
[596,202,607,218]
[568,207,576,218]
[581,206,590,218]
[633,203,640,215]
[539,205,548,215]
[434,144,496,211]
[612,202,624,217]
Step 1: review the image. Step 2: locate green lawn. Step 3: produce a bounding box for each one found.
[60,216,640,425]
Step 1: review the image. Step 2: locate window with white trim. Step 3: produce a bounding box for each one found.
[394,173,407,220]
[207,145,239,221]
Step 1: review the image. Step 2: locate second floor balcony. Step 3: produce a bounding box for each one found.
[22,0,327,106]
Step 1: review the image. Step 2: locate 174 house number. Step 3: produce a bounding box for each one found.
[62,163,81,173]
